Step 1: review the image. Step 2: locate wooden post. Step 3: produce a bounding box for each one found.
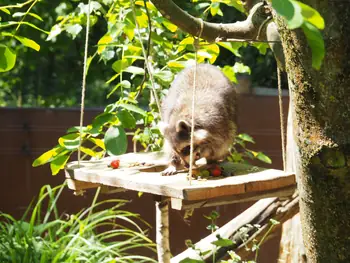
[278,96,306,262]
[155,197,171,263]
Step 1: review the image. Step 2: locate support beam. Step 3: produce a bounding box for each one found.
[156,198,171,263]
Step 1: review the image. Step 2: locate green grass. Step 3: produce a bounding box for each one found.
[0,183,157,263]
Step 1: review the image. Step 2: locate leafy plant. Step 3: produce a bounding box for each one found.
[180,211,280,263]
[0,183,157,263]
[228,134,272,165]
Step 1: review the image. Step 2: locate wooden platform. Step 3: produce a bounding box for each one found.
[65,152,296,210]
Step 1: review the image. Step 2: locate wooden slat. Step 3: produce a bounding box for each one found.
[170,184,296,210]
[65,152,296,201]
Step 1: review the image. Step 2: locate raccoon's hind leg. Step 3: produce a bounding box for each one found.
[161,151,184,176]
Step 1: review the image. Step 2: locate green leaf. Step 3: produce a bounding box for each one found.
[238,133,255,143]
[58,133,81,150]
[221,65,237,83]
[179,258,205,263]
[117,110,136,129]
[15,35,40,51]
[118,103,147,116]
[0,44,16,72]
[1,32,40,51]
[292,0,324,29]
[271,0,295,22]
[104,126,128,156]
[88,137,105,150]
[162,20,177,32]
[177,37,194,53]
[285,0,303,29]
[210,3,222,17]
[211,238,234,247]
[234,62,251,74]
[97,34,113,54]
[0,8,10,15]
[154,70,174,83]
[124,66,145,75]
[66,24,83,39]
[80,146,97,157]
[13,12,44,21]
[50,154,71,175]
[218,42,242,57]
[0,21,48,34]
[91,113,116,134]
[47,24,62,41]
[256,152,272,164]
[302,21,325,70]
[167,60,187,70]
[32,146,62,167]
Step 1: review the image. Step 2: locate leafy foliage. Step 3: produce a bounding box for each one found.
[0,183,156,263]
[0,0,323,173]
[271,0,325,69]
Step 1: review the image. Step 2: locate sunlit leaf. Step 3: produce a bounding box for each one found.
[15,35,40,51]
[272,0,294,22]
[66,24,83,39]
[112,59,130,72]
[179,258,205,263]
[135,9,148,28]
[104,126,128,156]
[238,133,255,143]
[221,65,237,83]
[13,12,43,21]
[218,42,242,57]
[233,62,251,74]
[292,0,325,29]
[177,37,194,53]
[162,20,177,32]
[154,70,174,83]
[256,152,272,164]
[98,34,113,54]
[0,8,10,15]
[80,146,97,157]
[135,0,158,12]
[302,21,324,70]
[47,24,62,41]
[50,154,71,175]
[58,133,81,150]
[124,66,145,75]
[32,146,62,167]
[117,110,136,129]
[118,103,147,116]
[0,44,16,72]
[211,238,234,247]
[88,137,106,150]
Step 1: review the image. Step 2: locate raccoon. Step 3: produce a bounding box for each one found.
[160,64,237,175]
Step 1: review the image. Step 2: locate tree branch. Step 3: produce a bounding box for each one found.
[151,0,270,42]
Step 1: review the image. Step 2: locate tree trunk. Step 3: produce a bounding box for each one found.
[275,2,350,262]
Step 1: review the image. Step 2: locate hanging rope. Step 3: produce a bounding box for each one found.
[130,0,162,117]
[78,0,92,166]
[277,67,286,171]
[188,19,204,185]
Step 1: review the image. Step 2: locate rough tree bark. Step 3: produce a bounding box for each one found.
[273,2,350,262]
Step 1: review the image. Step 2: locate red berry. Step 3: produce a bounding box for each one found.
[110,160,120,169]
[210,165,221,177]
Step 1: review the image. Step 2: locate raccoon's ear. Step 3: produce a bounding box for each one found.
[158,121,169,135]
[194,129,210,142]
[176,120,191,133]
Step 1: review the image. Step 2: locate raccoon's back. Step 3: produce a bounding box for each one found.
[162,64,237,130]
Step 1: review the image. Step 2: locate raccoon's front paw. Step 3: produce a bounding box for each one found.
[161,165,178,176]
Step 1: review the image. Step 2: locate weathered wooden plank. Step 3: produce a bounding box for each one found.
[65,152,296,201]
[170,184,296,210]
